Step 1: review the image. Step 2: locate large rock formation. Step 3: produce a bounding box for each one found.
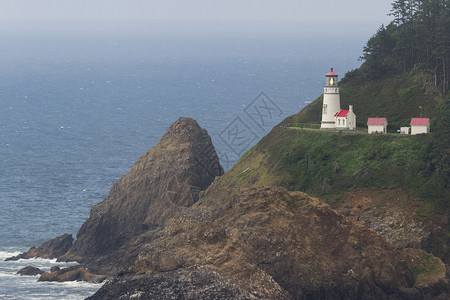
[90,184,433,299]
[60,117,224,274]
[336,188,433,250]
[8,117,449,298]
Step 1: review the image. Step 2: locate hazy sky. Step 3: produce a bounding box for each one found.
[1,0,393,22]
[0,0,394,36]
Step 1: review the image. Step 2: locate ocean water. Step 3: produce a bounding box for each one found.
[0,30,364,299]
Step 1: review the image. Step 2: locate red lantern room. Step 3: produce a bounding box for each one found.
[325,67,338,87]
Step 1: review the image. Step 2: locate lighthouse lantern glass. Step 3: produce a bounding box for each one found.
[326,76,338,87]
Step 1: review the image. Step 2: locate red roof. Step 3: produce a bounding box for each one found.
[410,118,429,126]
[367,117,387,125]
[334,110,349,117]
[326,67,338,77]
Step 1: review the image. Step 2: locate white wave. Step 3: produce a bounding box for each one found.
[0,250,22,260]
[15,257,59,264]
[0,259,103,300]
[1,250,78,266]
[38,280,104,288]
[0,271,24,278]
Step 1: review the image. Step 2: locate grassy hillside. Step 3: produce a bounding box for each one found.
[221,124,449,260]
[289,0,449,130]
[221,0,450,263]
[225,127,447,207]
[284,69,444,131]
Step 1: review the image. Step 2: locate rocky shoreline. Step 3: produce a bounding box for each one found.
[7,234,106,283]
[6,118,449,299]
[6,233,73,262]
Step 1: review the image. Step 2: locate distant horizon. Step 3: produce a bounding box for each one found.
[0,19,390,39]
[0,1,393,23]
[0,0,394,39]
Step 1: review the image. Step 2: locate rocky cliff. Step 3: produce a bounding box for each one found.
[8,117,448,298]
[60,117,223,274]
[85,118,447,299]
[89,184,442,299]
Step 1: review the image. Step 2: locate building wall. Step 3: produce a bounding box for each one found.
[368,124,386,134]
[347,111,356,130]
[400,127,410,134]
[335,117,347,128]
[335,112,356,130]
[411,125,429,135]
[321,88,340,129]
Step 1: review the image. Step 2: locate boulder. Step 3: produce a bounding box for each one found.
[38,265,106,283]
[16,266,45,276]
[50,266,61,272]
[5,234,73,261]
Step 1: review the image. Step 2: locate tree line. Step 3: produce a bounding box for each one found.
[361,0,449,94]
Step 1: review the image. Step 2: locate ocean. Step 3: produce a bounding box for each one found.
[0,29,364,299]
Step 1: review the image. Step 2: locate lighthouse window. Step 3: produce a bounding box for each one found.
[323,104,327,114]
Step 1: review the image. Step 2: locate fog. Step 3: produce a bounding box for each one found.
[1,0,392,22]
[0,0,393,37]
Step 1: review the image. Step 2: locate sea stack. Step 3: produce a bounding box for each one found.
[60,117,224,274]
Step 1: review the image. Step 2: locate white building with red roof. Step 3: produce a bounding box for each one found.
[367,117,388,134]
[410,118,430,135]
[320,68,357,130]
[321,68,341,129]
[334,105,356,130]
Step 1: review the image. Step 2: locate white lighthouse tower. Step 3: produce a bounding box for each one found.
[321,68,341,129]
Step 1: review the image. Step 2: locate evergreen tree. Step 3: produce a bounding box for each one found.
[362,0,449,92]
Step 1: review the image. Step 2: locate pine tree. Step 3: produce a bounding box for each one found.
[362,0,450,92]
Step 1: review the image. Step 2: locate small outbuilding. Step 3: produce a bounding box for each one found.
[410,118,430,135]
[367,117,388,134]
[334,105,357,130]
[400,127,411,135]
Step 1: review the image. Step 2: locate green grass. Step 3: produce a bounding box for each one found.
[286,70,444,132]
[221,66,450,262]
[228,128,433,198]
[222,127,449,258]
[402,248,446,286]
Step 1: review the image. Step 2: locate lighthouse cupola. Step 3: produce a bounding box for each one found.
[321,67,341,129]
[325,67,339,87]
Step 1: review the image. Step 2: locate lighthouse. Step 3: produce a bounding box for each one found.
[321,68,341,129]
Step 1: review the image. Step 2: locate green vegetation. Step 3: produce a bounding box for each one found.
[286,70,443,130]
[290,0,450,129]
[364,0,450,93]
[402,248,446,285]
[222,0,449,262]
[226,128,448,209]
[222,126,449,260]
[281,0,450,215]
